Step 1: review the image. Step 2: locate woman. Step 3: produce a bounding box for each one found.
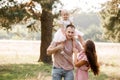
[73,39,100,80]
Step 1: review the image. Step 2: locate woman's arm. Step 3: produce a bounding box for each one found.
[74,59,88,67]
[73,48,88,67]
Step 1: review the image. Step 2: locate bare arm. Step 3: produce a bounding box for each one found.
[73,48,88,67]
[78,35,85,47]
[75,59,88,67]
[58,20,65,35]
[47,42,64,55]
[59,23,65,35]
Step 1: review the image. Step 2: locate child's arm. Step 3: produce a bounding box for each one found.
[58,21,65,34]
[61,25,65,35]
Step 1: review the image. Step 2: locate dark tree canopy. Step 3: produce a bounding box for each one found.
[0,0,41,30]
[99,0,120,42]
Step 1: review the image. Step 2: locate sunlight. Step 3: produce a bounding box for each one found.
[60,0,111,12]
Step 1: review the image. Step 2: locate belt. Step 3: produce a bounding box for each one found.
[53,66,63,69]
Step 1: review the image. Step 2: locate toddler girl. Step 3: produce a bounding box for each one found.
[53,9,84,53]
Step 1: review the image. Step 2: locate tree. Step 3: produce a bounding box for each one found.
[37,0,52,63]
[83,25,104,42]
[0,0,41,31]
[36,0,60,63]
[0,0,60,63]
[99,0,120,42]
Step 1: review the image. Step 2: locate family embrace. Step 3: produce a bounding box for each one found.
[47,9,99,80]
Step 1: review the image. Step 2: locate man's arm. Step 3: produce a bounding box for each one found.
[78,35,85,47]
[47,42,64,55]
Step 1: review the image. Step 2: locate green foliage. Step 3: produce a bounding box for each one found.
[0,0,41,30]
[0,63,120,80]
[0,23,40,40]
[73,13,100,28]
[38,0,59,8]
[0,2,24,29]
[99,0,120,42]
[0,63,52,80]
[0,29,10,39]
[82,25,105,42]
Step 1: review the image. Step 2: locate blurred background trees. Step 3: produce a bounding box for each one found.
[0,0,41,40]
[0,0,120,63]
[0,0,56,63]
[99,0,120,42]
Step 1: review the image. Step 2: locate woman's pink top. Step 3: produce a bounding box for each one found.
[75,50,89,80]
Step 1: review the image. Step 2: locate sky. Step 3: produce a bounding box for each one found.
[0,0,111,13]
[13,0,111,13]
[59,0,111,12]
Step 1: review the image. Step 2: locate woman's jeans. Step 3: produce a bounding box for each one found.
[52,67,74,80]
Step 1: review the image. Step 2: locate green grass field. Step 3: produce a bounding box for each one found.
[0,41,120,80]
[0,53,120,80]
[0,63,52,80]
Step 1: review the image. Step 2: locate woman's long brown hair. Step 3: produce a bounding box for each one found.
[85,40,99,75]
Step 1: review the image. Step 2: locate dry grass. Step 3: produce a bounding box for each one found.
[0,40,120,80]
[95,42,120,80]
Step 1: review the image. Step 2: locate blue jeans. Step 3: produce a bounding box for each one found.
[52,67,74,80]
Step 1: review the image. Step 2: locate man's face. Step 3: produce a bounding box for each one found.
[65,27,75,40]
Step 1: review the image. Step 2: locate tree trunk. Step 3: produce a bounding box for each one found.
[38,9,53,63]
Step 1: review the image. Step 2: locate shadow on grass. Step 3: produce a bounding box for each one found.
[0,63,52,80]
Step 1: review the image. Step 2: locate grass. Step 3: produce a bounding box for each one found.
[0,63,52,80]
[0,63,120,80]
[89,66,120,80]
[0,41,119,80]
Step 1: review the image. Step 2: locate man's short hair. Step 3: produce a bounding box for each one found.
[66,24,75,29]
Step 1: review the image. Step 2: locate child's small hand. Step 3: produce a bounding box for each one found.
[57,43,64,50]
[72,37,76,40]
[73,48,78,54]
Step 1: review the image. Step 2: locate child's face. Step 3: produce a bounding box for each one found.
[61,11,69,20]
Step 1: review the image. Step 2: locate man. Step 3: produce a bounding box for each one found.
[47,24,82,80]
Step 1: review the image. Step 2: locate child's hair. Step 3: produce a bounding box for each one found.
[59,9,69,15]
[85,40,99,75]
